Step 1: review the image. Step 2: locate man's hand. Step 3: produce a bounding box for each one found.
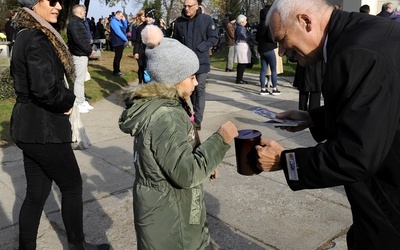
[275,110,312,132]
[217,121,238,143]
[255,138,284,172]
[134,53,139,60]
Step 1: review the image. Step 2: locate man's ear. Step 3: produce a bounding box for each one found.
[297,14,312,32]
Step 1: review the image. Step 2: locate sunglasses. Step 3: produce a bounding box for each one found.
[48,0,62,7]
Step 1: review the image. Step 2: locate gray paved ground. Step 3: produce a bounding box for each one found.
[0,68,352,249]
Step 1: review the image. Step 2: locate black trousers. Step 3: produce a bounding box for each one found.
[299,91,321,111]
[16,143,84,249]
[236,63,247,81]
[113,45,125,74]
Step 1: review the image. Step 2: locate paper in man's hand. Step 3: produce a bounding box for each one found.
[252,108,307,127]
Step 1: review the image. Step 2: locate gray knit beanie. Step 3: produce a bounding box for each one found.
[142,25,199,84]
[18,0,40,8]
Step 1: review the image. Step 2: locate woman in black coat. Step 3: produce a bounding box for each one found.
[10,0,109,249]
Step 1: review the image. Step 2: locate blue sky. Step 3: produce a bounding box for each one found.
[86,0,141,20]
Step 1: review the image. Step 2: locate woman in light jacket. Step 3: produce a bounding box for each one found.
[234,14,256,84]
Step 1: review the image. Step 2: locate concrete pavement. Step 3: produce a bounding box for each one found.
[0,68,352,249]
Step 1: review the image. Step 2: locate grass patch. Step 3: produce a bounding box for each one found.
[0,47,138,144]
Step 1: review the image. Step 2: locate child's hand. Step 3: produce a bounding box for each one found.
[210,169,219,181]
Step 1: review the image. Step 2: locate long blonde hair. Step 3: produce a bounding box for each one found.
[135,10,145,26]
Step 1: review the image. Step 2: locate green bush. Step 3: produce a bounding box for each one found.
[0,68,15,100]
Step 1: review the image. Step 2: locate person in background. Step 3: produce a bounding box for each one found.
[67,4,95,113]
[256,6,279,95]
[173,0,219,130]
[143,8,166,34]
[5,9,17,53]
[377,2,393,18]
[83,17,93,44]
[224,14,236,72]
[104,16,112,51]
[10,0,110,249]
[130,10,144,52]
[95,17,105,40]
[119,25,238,250]
[110,10,128,76]
[257,0,400,248]
[234,14,256,84]
[133,9,148,84]
[359,4,370,14]
[292,61,324,110]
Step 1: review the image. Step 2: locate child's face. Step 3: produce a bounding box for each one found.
[176,75,198,99]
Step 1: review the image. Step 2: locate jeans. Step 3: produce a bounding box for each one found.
[259,50,277,89]
[113,45,125,74]
[73,55,89,105]
[17,143,84,249]
[225,45,234,70]
[191,72,208,125]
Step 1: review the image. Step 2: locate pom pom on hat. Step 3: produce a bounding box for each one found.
[18,0,40,8]
[141,24,164,48]
[142,25,199,85]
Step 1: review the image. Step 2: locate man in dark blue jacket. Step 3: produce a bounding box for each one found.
[257,0,400,248]
[173,0,218,130]
[67,4,95,113]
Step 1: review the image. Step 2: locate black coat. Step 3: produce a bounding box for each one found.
[281,10,400,248]
[256,23,276,53]
[173,9,219,74]
[134,22,147,67]
[67,15,92,56]
[11,29,75,144]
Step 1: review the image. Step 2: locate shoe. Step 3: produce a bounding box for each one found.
[271,89,281,95]
[83,101,94,110]
[260,89,270,95]
[69,241,110,250]
[113,72,123,76]
[196,123,201,131]
[235,80,248,84]
[225,68,233,72]
[77,104,89,113]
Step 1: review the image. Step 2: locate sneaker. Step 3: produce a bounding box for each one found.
[271,89,281,96]
[260,89,270,95]
[83,101,94,110]
[77,103,89,113]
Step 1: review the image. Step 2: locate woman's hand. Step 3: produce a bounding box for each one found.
[64,108,72,115]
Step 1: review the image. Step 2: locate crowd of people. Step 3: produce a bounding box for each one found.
[5,0,400,249]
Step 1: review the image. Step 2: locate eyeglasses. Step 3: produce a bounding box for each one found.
[48,0,62,7]
[184,4,197,9]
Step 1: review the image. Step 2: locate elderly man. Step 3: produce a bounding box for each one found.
[173,0,219,130]
[377,2,394,18]
[256,0,400,248]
